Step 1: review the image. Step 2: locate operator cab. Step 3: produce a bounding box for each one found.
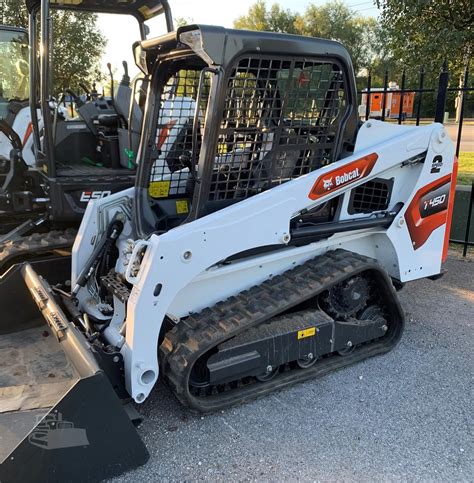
[13,0,173,223]
[51,62,141,175]
[133,26,358,235]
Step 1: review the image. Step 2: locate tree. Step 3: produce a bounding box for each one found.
[0,0,107,95]
[376,0,473,73]
[295,1,379,73]
[175,17,193,28]
[234,1,383,74]
[234,0,298,34]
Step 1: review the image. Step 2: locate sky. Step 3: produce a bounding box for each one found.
[98,0,379,79]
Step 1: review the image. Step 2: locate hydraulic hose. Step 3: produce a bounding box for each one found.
[71,219,123,297]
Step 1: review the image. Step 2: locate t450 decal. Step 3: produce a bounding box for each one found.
[404,174,453,250]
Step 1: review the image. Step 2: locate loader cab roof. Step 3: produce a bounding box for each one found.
[26,0,167,21]
[138,24,356,74]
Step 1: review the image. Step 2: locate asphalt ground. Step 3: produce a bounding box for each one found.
[445,123,473,152]
[113,251,473,482]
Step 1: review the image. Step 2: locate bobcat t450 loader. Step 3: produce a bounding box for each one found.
[0,25,457,481]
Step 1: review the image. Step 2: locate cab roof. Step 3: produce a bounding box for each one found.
[26,0,166,22]
[141,25,355,71]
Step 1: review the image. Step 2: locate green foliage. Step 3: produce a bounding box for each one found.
[376,0,473,74]
[0,29,29,101]
[234,0,298,34]
[234,0,382,74]
[175,17,193,28]
[0,0,107,95]
[458,152,474,186]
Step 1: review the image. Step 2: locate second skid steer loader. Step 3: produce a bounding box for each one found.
[0,0,174,275]
[0,25,457,481]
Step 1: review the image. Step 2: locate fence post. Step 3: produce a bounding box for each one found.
[463,181,474,257]
[365,70,372,121]
[398,68,406,124]
[381,68,388,121]
[434,60,449,123]
[455,64,469,158]
[415,65,425,126]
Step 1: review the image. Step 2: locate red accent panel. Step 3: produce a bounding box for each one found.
[156,120,177,150]
[22,122,33,146]
[405,174,452,250]
[308,153,378,200]
[442,157,458,262]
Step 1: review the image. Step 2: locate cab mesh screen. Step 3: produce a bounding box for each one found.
[208,56,347,201]
[148,68,211,200]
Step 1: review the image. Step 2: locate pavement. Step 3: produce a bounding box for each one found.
[113,251,473,482]
[445,123,473,152]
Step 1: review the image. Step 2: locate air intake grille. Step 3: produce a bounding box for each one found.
[349,178,393,214]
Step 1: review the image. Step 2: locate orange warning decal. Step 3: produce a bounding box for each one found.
[405,174,452,250]
[308,153,378,200]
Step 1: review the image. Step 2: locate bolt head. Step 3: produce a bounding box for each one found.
[266,365,273,373]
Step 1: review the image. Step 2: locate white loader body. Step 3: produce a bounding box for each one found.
[72,120,455,402]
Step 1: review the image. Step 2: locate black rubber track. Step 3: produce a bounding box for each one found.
[0,229,77,275]
[160,249,405,413]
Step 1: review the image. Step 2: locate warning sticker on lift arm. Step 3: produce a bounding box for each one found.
[298,327,316,339]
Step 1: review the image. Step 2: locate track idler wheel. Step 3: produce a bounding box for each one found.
[256,365,279,382]
[337,305,386,356]
[296,352,318,368]
[337,341,356,356]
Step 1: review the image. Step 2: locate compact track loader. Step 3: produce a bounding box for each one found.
[0,24,457,482]
[0,0,174,275]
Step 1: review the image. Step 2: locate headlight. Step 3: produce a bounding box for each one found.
[179,29,213,65]
[133,42,148,75]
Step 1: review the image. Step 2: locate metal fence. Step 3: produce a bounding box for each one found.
[357,63,473,256]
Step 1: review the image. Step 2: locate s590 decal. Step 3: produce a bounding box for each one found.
[80,190,112,203]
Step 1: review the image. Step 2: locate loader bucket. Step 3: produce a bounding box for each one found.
[0,258,149,482]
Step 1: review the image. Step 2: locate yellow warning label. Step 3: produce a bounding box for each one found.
[176,200,189,215]
[298,327,316,340]
[149,181,171,198]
